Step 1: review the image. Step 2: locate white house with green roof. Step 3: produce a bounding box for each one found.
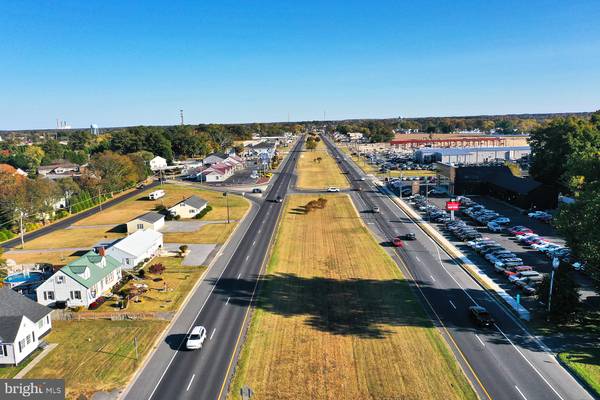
[36,249,123,308]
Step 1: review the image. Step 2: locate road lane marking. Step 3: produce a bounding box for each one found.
[186,374,195,391]
[495,324,565,400]
[449,300,457,309]
[475,334,486,347]
[252,240,256,246]
[258,228,261,234]
[246,255,250,261]
[430,275,436,282]
[415,256,421,262]
[237,273,241,280]
[226,297,230,305]
[210,328,216,340]
[515,386,528,400]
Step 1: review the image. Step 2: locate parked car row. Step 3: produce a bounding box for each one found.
[459,196,511,232]
[506,226,585,271]
[466,237,542,296]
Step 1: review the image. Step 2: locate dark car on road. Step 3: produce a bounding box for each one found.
[402,233,416,240]
[469,306,494,327]
[252,188,262,193]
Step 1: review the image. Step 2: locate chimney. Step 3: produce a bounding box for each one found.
[98,247,106,257]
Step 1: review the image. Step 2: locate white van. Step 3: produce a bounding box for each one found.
[148,189,165,200]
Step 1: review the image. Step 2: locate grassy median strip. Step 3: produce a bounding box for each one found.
[25,320,168,400]
[296,140,350,190]
[228,194,476,400]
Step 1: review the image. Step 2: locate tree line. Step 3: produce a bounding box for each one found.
[528,110,600,320]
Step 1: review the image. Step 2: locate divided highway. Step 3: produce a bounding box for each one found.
[323,135,594,400]
[124,138,304,400]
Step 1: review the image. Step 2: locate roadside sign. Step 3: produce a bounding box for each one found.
[241,385,254,400]
[446,201,460,211]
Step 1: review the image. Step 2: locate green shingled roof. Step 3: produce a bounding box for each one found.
[60,251,122,289]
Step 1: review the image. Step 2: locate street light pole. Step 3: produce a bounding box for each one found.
[548,257,560,314]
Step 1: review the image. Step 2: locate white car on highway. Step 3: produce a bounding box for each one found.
[186,326,207,350]
[327,187,340,192]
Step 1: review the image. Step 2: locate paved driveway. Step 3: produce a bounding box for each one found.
[163,243,217,266]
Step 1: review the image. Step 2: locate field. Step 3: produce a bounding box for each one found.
[9,184,249,263]
[163,222,237,244]
[97,257,206,313]
[5,250,80,268]
[228,194,476,400]
[559,349,600,396]
[74,184,249,226]
[296,140,350,190]
[25,319,168,400]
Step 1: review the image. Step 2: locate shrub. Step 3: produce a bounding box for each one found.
[88,297,106,310]
[194,205,213,219]
[55,210,69,219]
[174,215,181,220]
[71,306,84,312]
[138,269,146,278]
[155,204,167,212]
[179,245,189,253]
[149,263,166,275]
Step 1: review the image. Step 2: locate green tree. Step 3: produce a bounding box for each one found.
[40,139,65,164]
[167,126,209,157]
[89,151,139,192]
[537,264,580,321]
[69,130,93,151]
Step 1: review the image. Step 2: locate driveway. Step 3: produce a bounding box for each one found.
[163,243,217,266]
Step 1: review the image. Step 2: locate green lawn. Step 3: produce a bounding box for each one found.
[0,349,42,379]
[559,349,600,396]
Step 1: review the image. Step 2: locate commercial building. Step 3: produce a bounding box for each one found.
[415,146,530,164]
[437,163,557,209]
[390,134,529,150]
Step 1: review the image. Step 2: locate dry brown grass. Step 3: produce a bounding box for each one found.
[18,227,125,250]
[74,184,249,225]
[228,194,476,400]
[5,251,80,267]
[25,320,167,400]
[163,222,237,244]
[296,140,350,189]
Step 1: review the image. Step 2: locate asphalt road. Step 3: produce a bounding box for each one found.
[324,134,594,400]
[124,137,304,400]
[1,180,160,250]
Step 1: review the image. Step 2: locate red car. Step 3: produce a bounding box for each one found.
[504,265,533,277]
[508,226,533,236]
[392,237,404,247]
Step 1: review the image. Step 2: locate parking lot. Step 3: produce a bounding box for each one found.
[393,186,598,312]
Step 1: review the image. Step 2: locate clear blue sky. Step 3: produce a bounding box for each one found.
[1,0,599,129]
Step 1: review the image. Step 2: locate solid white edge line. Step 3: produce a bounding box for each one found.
[495,324,564,400]
[449,300,457,309]
[515,385,528,400]
[474,334,486,347]
[186,374,195,392]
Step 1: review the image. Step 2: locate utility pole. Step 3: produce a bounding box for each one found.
[19,210,24,248]
[223,192,230,224]
[548,258,560,316]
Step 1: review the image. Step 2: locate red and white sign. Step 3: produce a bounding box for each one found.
[446,201,460,211]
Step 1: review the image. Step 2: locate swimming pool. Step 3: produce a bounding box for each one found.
[4,271,45,287]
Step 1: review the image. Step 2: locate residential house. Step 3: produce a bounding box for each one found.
[244,141,276,160]
[202,152,230,166]
[36,249,122,307]
[126,211,165,234]
[149,156,167,171]
[106,229,163,269]
[168,195,208,218]
[37,162,80,177]
[0,287,53,365]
